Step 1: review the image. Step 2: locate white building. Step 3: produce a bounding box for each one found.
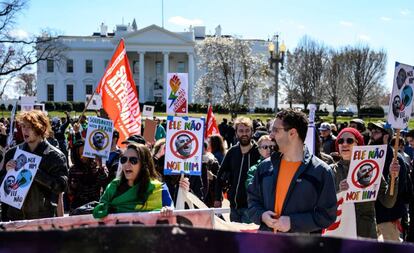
[37,22,275,109]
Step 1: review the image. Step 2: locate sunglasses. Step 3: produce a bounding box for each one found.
[260,145,276,150]
[337,138,355,145]
[120,156,139,165]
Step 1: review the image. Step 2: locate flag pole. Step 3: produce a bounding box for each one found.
[77,90,97,124]
[390,129,400,196]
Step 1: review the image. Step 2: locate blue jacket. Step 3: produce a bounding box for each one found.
[247,147,337,233]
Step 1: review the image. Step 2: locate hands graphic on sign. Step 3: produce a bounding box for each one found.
[168,75,181,108]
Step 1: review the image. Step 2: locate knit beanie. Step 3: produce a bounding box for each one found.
[335,127,365,152]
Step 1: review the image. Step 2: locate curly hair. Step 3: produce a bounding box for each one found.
[16,110,51,139]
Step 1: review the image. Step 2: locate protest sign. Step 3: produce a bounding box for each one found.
[143,119,157,144]
[164,116,204,176]
[142,105,155,118]
[344,144,387,203]
[86,94,102,111]
[322,192,357,239]
[387,62,414,195]
[83,116,114,160]
[0,149,42,209]
[387,62,414,129]
[166,73,188,115]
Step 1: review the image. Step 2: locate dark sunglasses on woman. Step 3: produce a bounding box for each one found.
[120,156,139,165]
[260,145,275,150]
[337,138,355,145]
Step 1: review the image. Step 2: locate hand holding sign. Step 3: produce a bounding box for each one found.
[5,160,16,171]
[390,159,400,180]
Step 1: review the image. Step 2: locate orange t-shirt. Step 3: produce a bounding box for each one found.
[274,159,301,217]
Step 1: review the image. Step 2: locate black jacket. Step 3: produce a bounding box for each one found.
[247,148,337,233]
[375,145,410,224]
[215,142,260,209]
[0,140,68,221]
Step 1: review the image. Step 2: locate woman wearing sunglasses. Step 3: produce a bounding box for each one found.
[245,135,277,189]
[93,143,173,218]
[332,127,398,239]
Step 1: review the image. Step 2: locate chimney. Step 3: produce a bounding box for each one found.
[215,25,222,37]
[193,26,206,38]
[132,18,138,31]
[100,22,108,36]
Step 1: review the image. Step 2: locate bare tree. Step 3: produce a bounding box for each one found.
[342,45,387,117]
[324,49,348,123]
[195,36,268,118]
[0,0,66,97]
[16,72,35,96]
[280,50,299,108]
[287,36,328,110]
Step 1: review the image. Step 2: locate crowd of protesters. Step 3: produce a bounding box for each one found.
[1,109,414,243]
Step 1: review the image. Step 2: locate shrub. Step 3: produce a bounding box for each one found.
[44,101,56,111]
[62,102,73,112]
[359,106,385,118]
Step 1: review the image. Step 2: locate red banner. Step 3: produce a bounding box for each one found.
[205,104,220,138]
[96,39,141,146]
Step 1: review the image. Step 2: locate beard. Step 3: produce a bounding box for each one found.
[239,136,251,146]
[369,137,383,145]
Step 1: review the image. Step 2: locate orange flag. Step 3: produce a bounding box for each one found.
[96,39,141,147]
[205,104,220,138]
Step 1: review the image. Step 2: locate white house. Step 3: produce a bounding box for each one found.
[36,22,275,109]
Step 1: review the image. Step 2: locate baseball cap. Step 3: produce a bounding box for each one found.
[319,122,331,131]
[121,134,146,145]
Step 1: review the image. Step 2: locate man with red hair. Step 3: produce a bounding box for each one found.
[0,110,68,221]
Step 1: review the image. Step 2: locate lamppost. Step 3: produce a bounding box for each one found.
[268,35,286,115]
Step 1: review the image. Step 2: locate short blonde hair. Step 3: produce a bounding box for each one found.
[257,135,272,146]
[234,116,252,131]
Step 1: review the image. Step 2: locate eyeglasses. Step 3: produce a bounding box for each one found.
[120,156,139,165]
[337,138,356,145]
[260,145,276,150]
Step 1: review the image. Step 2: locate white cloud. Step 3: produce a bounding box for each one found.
[358,34,371,41]
[168,16,204,27]
[340,21,353,27]
[401,9,411,16]
[380,16,392,22]
[9,29,29,39]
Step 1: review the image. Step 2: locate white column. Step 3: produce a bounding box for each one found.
[187,52,195,103]
[138,51,145,102]
[163,52,169,103]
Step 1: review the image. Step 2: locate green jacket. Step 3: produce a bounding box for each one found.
[93,178,172,218]
[245,158,264,190]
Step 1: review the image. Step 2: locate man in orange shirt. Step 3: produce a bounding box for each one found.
[247,109,337,233]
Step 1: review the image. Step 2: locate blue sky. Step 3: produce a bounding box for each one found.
[12,0,414,91]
